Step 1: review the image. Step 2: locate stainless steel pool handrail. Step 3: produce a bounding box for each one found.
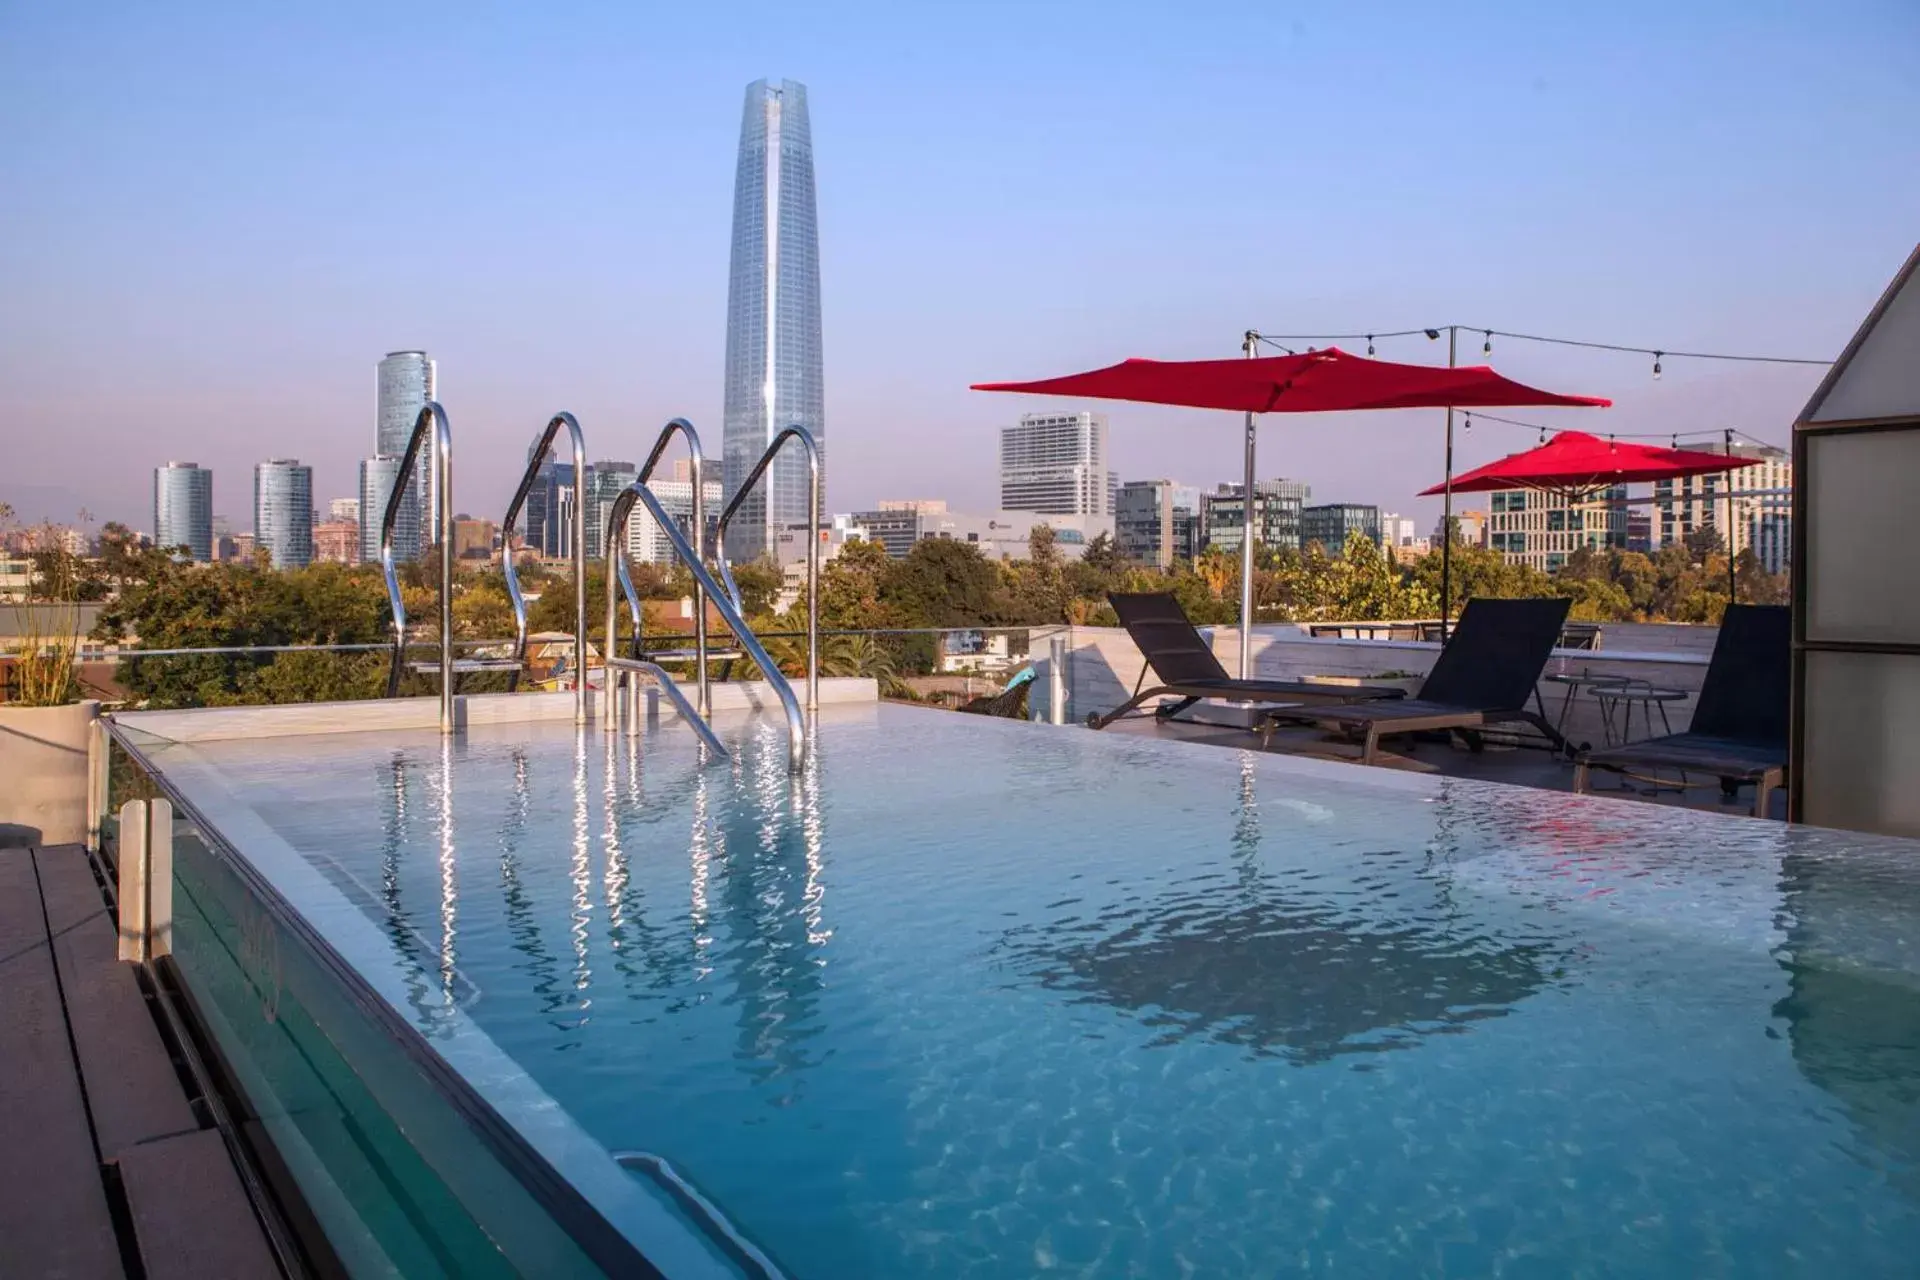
[605,481,807,772]
[615,418,710,714]
[611,1151,788,1280]
[501,412,588,723]
[603,657,727,757]
[713,425,821,714]
[381,401,456,733]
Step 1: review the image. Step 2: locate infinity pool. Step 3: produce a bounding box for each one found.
[123,701,1920,1276]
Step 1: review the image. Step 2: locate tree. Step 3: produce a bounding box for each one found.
[1079,531,1125,575]
[881,538,1004,628]
[813,538,895,630]
[726,557,786,618]
[1684,526,1726,563]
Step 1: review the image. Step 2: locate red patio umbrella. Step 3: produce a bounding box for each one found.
[974,346,1610,673]
[1420,431,1762,498]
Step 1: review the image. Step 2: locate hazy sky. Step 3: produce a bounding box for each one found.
[3,2,1916,536]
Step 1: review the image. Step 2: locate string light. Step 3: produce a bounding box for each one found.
[1366,334,1375,356]
[1463,411,1472,434]
[1652,351,1664,380]
[1251,326,1829,367]
[1539,426,1548,444]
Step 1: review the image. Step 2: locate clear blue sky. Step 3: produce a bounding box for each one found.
[3,1,1915,534]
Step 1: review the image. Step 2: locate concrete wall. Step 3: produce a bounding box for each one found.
[1040,624,1716,752]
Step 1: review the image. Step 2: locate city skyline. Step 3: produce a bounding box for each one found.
[4,6,1913,533]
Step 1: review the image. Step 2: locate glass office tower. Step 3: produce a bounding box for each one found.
[376,350,436,551]
[722,78,825,561]
[153,461,213,561]
[254,459,314,570]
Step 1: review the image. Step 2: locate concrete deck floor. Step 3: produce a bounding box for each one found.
[1,843,281,1279]
[1103,712,1789,822]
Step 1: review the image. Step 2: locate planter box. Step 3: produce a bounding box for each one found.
[0,700,100,847]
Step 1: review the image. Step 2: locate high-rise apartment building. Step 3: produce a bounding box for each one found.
[358,455,419,564]
[153,461,213,562]
[1650,443,1793,573]
[1302,503,1383,554]
[254,459,314,570]
[1200,479,1310,555]
[376,350,437,546]
[1487,487,1627,571]
[722,78,826,561]
[1115,480,1201,568]
[1000,412,1112,516]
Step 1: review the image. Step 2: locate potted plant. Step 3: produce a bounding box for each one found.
[0,505,102,848]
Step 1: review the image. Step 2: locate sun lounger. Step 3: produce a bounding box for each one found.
[1088,593,1407,731]
[1572,604,1788,817]
[1258,596,1574,763]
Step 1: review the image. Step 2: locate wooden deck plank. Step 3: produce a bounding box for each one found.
[0,847,127,1280]
[118,1127,280,1280]
[35,844,200,1160]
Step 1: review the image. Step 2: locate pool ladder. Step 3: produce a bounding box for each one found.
[602,419,820,773]
[383,405,594,729]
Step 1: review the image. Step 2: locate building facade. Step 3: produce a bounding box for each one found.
[1114,480,1201,568]
[376,350,436,543]
[1378,512,1419,552]
[254,459,314,570]
[153,461,213,562]
[1301,503,1382,554]
[1487,487,1627,571]
[1650,443,1793,573]
[722,78,826,561]
[1200,479,1310,556]
[358,455,420,564]
[312,520,359,564]
[328,497,361,526]
[523,460,582,560]
[585,460,638,561]
[452,518,495,561]
[626,481,724,566]
[999,411,1111,516]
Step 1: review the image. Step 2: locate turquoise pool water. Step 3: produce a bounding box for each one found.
[153,704,1920,1276]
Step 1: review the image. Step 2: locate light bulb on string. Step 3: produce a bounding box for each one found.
[1609,434,1617,452]
[1366,334,1375,357]
[1482,330,1492,357]
[1539,426,1547,444]
[1463,412,1472,434]
[1652,351,1664,380]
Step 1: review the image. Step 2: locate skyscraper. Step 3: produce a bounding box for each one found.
[722,78,825,561]
[153,461,213,562]
[1000,411,1112,515]
[377,350,436,547]
[254,459,314,570]
[358,455,418,564]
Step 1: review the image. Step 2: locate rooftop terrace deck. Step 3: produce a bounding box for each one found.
[0,843,282,1279]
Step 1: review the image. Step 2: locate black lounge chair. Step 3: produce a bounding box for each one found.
[1258,596,1575,763]
[1088,593,1407,731]
[1572,604,1788,817]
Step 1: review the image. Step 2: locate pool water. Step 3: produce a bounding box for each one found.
[163,704,1920,1277]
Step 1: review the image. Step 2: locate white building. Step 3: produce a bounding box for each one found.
[625,480,724,566]
[1650,443,1793,574]
[1487,487,1627,572]
[999,411,1112,516]
[1378,512,1420,550]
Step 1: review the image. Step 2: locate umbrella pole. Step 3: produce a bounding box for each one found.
[1440,325,1457,641]
[1723,429,1737,605]
[1238,330,1258,679]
